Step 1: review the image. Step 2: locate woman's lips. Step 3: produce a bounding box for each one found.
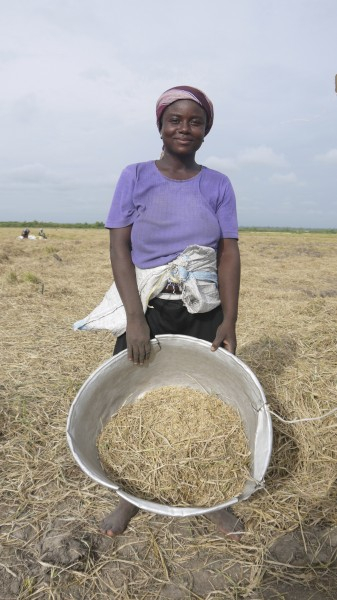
[174,138,193,144]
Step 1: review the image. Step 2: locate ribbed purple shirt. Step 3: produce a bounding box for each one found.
[105,161,238,268]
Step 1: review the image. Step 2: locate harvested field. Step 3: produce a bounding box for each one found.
[0,227,336,599]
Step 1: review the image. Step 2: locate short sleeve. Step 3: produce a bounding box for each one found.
[216,177,239,239]
[105,165,137,228]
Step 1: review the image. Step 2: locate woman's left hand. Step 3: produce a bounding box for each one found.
[211,319,237,355]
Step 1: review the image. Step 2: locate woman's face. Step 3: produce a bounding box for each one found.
[160,100,207,156]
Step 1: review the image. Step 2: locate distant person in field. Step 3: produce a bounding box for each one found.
[21,228,30,239]
[38,228,47,239]
[101,85,242,540]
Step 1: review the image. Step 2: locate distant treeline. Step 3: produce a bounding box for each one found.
[239,226,337,234]
[0,221,336,234]
[0,221,105,229]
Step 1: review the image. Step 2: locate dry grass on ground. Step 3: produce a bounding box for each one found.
[0,227,336,599]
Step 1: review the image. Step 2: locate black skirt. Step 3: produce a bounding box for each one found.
[113,297,223,355]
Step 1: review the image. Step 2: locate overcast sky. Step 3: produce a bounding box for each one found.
[1,0,336,228]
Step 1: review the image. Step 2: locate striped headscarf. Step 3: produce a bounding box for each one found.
[156,85,214,135]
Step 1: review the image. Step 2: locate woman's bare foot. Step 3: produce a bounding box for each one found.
[101,498,139,537]
[206,508,244,541]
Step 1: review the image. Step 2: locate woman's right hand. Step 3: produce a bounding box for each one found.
[109,227,152,365]
[126,315,152,365]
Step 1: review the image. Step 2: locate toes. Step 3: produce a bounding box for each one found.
[217,519,244,540]
[215,526,243,541]
[100,527,119,537]
[225,531,243,541]
[105,529,117,537]
[206,509,244,540]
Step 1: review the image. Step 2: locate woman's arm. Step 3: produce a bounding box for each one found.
[109,227,151,364]
[211,238,241,354]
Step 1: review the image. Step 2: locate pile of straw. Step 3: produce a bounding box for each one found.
[97,386,251,506]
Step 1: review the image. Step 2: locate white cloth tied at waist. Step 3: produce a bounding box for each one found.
[73,245,220,336]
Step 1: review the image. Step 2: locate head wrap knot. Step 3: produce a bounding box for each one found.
[156,85,214,135]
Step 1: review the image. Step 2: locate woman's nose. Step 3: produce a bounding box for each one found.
[179,120,190,132]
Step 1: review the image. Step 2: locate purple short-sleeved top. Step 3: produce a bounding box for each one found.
[105,161,238,268]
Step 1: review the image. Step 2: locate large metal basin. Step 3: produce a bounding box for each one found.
[67,334,272,517]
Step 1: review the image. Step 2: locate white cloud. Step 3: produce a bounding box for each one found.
[4,163,62,185]
[80,67,111,82]
[269,172,304,185]
[314,149,337,164]
[0,163,118,191]
[10,94,40,123]
[280,115,322,125]
[238,146,288,167]
[204,156,238,172]
[204,146,288,174]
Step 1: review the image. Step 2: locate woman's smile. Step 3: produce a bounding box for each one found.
[174,137,194,143]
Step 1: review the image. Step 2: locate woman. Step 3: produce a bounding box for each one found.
[101,85,242,539]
